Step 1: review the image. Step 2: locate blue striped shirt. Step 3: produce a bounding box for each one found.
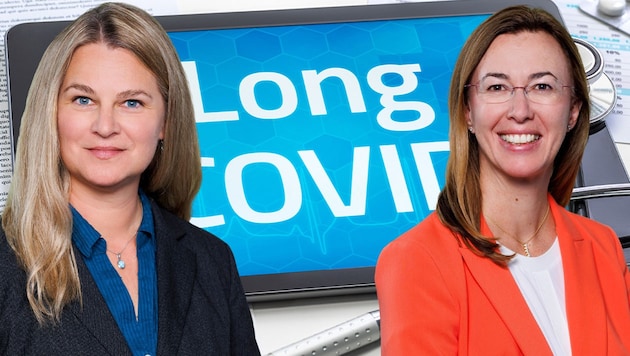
[71,192,157,356]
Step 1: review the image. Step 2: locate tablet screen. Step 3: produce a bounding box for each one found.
[173,14,479,277]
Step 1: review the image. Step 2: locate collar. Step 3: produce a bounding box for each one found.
[72,191,155,258]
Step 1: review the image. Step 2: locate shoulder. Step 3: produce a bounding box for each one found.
[151,202,232,252]
[376,212,465,284]
[0,226,27,289]
[554,204,619,241]
[553,204,622,255]
[375,212,469,344]
[378,212,460,262]
[0,226,39,351]
[149,202,239,279]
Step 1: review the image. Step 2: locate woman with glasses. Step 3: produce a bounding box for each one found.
[376,5,630,355]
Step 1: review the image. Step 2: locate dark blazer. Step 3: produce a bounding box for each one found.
[0,201,261,355]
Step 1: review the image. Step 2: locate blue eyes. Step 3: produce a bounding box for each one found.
[124,100,140,108]
[73,97,143,108]
[75,96,91,105]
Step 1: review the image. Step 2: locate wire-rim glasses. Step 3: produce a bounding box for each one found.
[465,77,574,105]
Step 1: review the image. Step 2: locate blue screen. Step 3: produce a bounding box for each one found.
[168,14,487,277]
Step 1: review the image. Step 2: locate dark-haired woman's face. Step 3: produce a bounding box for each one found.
[465,31,580,186]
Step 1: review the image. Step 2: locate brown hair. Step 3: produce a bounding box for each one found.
[436,5,590,263]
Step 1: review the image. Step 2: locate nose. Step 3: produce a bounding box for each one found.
[91,106,120,137]
[508,87,533,122]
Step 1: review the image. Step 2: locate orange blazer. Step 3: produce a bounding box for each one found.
[375,195,630,355]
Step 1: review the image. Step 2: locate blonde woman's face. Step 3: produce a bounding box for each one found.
[465,31,580,186]
[57,42,165,196]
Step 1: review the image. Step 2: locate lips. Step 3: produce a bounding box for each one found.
[89,146,123,159]
[500,133,540,144]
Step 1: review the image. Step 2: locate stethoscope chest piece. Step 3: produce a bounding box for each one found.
[574,37,616,132]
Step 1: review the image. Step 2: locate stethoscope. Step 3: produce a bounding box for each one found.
[570,37,630,246]
[573,37,616,133]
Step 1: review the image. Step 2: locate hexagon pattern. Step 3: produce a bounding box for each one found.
[168,14,487,276]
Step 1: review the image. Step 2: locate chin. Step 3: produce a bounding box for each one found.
[79,174,139,191]
[506,167,550,182]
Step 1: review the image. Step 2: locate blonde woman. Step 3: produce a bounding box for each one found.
[0,3,259,354]
[376,5,630,355]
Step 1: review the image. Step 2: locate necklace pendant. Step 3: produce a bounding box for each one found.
[116,254,126,269]
[104,231,137,270]
[522,243,531,257]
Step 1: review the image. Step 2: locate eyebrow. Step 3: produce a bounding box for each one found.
[117,90,154,101]
[61,83,94,95]
[481,71,559,81]
[61,84,153,100]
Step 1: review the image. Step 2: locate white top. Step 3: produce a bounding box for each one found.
[501,238,572,355]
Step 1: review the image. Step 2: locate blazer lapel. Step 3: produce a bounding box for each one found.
[69,249,132,355]
[153,204,197,355]
[460,248,553,355]
[552,202,606,354]
[460,218,553,355]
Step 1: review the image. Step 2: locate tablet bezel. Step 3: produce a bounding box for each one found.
[5,0,564,301]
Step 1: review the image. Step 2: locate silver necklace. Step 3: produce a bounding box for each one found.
[105,233,137,269]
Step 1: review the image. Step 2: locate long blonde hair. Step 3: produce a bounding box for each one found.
[436,5,590,264]
[2,2,201,323]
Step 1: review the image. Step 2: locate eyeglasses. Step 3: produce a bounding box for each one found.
[465,78,573,105]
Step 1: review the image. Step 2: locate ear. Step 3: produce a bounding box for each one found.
[465,104,473,127]
[159,115,166,140]
[568,99,581,131]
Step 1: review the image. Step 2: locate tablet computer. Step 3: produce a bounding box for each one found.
[6,0,569,300]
